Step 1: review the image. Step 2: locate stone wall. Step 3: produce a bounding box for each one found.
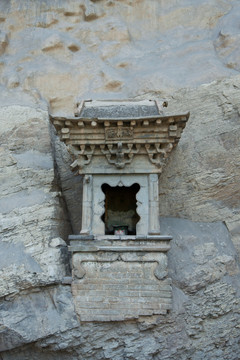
[0,1,240,359]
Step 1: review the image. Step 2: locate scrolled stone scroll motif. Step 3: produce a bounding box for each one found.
[73,262,86,279]
[120,252,168,281]
[153,254,168,280]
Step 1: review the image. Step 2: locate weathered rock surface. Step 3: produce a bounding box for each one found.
[0,1,240,359]
[0,285,79,352]
[0,218,239,359]
[0,105,71,299]
[0,1,239,113]
[158,76,240,254]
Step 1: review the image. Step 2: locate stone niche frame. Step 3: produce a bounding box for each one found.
[83,174,159,236]
[51,99,189,322]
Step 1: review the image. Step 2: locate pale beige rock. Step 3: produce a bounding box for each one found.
[0,1,240,359]
[6,73,20,88]
[83,0,105,21]
[0,0,239,113]
[42,34,64,52]
[0,31,8,55]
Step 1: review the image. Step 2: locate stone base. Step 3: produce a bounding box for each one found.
[69,235,172,322]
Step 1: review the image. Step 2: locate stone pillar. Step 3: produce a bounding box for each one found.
[148,174,160,234]
[80,175,93,235]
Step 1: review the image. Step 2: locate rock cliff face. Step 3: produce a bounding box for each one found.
[0,0,240,113]
[0,1,240,359]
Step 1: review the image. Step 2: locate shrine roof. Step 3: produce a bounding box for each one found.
[77,100,165,120]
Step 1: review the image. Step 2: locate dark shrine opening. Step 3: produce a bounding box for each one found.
[101,183,140,235]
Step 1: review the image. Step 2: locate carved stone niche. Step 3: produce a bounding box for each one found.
[51,100,189,322]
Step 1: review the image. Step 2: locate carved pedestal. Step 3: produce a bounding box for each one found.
[69,235,172,321]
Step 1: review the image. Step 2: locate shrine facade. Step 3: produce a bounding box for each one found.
[51,100,189,321]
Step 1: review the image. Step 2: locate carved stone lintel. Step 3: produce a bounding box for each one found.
[154,254,168,280]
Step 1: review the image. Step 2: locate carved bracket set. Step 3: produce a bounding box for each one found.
[50,100,189,173]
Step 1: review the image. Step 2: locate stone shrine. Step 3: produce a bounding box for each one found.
[51,100,189,321]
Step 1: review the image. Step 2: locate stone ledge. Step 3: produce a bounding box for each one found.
[69,234,172,241]
[68,235,172,253]
[69,244,171,252]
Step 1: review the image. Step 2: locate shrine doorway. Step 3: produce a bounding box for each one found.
[101,183,140,235]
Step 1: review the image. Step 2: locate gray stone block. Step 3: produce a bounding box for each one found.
[160,217,239,293]
[0,286,79,352]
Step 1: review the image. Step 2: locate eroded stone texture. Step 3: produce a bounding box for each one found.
[70,238,171,321]
[0,81,239,359]
[0,1,240,358]
[72,259,171,321]
[0,105,71,298]
[1,218,239,360]
[0,1,239,113]
[158,76,240,254]
[0,285,79,352]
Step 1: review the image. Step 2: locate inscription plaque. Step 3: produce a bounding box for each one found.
[105,127,133,140]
